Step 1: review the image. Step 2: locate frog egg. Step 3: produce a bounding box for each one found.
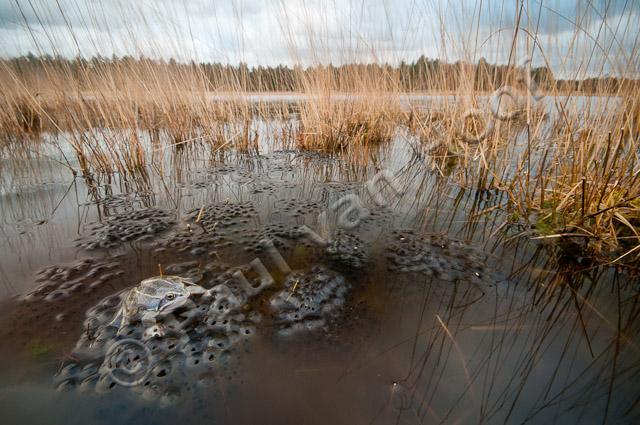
[141,382,164,401]
[202,350,217,364]
[304,319,325,331]
[56,363,79,380]
[84,304,105,318]
[78,375,99,393]
[163,337,180,353]
[160,316,182,332]
[150,361,173,381]
[159,389,181,407]
[206,336,231,352]
[181,339,205,356]
[277,326,295,337]
[79,363,99,379]
[127,323,147,338]
[147,338,167,355]
[178,307,204,323]
[247,311,262,323]
[44,289,68,302]
[55,379,76,392]
[195,304,209,315]
[166,352,187,368]
[94,373,117,394]
[94,310,116,325]
[196,371,217,388]
[185,355,203,368]
[207,317,235,333]
[239,325,255,338]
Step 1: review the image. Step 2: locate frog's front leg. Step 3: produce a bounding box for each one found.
[141,311,165,340]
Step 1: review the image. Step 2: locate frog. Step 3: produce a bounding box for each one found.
[109,275,205,338]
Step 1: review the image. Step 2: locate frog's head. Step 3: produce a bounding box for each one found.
[157,287,190,312]
[138,276,201,313]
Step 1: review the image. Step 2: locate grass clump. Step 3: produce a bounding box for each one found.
[0,1,638,268]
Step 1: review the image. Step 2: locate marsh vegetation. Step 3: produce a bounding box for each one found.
[0,1,638,424]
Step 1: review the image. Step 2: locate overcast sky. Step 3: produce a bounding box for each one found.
[0,0,637,78]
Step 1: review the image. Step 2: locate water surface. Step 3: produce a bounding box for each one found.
[0,130,638,425]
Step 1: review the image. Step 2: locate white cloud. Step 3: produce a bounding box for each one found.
[0,0,637,77]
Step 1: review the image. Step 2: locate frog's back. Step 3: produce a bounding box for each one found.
[109,275,193,328]
[138,276,186,297]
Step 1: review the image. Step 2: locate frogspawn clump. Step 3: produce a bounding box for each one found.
[186,201,257,233]
[55,272,264,404]
[156,201,257,256]
[386,230,486,283]
[80,208,175,249]
[270,265,350,336]
[325,230,369,269]
[23,258,122,303]
[240,222,308,253]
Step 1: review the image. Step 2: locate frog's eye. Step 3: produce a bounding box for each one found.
[166,293,177,301]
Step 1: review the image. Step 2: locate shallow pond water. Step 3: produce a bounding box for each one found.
[0,133,638,425]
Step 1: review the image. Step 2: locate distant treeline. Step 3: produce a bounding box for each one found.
[2,53,637,94]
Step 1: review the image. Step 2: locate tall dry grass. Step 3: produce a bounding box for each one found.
[0,0,638,266]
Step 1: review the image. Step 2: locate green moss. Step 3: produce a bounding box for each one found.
[27,339,52,358]
[506,212,520,223]
[541,199,556,210]
[534,217,555,235]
